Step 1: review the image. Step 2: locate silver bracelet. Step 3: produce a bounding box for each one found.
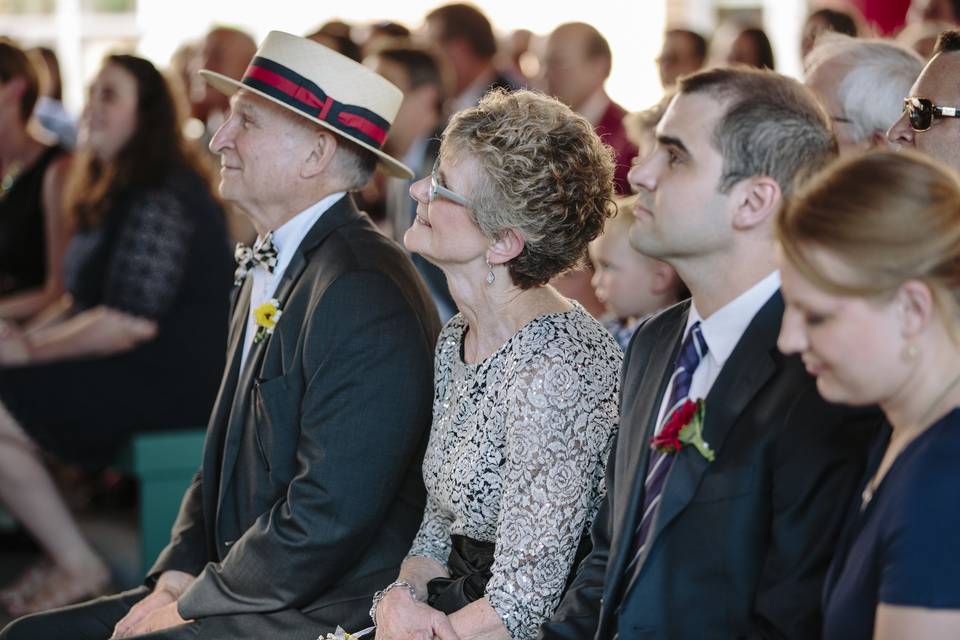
[369,580,419,625]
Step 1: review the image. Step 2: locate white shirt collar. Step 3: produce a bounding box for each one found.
[261,191,346,275]
[685,270,781,368]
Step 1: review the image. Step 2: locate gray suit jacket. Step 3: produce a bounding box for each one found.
[149,194,441,630]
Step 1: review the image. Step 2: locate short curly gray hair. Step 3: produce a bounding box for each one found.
[441,89,616,288]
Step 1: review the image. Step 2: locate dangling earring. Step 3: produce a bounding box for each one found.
[902,342,918,361]
[486,259,495,285]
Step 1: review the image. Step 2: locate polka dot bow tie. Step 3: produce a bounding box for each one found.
[234,232,278,285]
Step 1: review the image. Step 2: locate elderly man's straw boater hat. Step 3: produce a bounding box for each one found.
[200,30,413,179]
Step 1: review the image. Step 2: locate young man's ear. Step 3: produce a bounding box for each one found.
[487,227,525,266]
[731,175,781,231]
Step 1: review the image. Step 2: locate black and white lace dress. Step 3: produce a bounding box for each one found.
[408,304,622,639]
[0,168,233,467]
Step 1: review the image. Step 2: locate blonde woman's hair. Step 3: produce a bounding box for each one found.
[441,89,616,288]
[777,150,960,314]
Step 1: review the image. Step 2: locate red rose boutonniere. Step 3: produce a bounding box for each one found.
[650,398,715,461]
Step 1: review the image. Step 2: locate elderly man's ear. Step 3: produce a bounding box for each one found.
[299,130,340,180]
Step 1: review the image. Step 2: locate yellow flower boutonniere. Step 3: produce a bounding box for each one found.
[253,298,282,343]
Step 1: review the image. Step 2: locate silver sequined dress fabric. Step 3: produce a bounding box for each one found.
[408,304,622,638]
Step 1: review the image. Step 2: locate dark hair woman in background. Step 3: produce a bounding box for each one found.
[0,54,232,616]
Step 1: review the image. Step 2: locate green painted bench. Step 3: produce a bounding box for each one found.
[116,429,206,576]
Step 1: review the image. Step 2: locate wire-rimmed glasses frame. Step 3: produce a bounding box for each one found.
[429,157,475,209]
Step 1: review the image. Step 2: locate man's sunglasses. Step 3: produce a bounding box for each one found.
[902,96,960,132]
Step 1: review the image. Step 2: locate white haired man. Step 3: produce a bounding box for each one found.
[1,31,441,640]
[805,32,923,154]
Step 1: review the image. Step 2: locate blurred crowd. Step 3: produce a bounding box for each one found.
[0,0,960,637]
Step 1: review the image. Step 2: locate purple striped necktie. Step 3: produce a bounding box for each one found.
[621,321,708,596]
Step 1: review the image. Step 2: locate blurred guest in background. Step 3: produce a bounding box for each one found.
[805,33,922,153]
[29,46,77,149]
[423,3,518,114]
[544,22,637,194]
[365,43,456,321]
[657,28,708,89]
[590,197,686,350]
[187,26,257,243]
[778,150,960,640]
[498,28,535,88]
[801,7,860,59]
[542,22,638,318]
[888,30,960,171]
[188,27,256,136]
[306,20,363,61]
[167,40,199,114]
[624,91,673,161]
[726,26,776,70]
[896,18,956,57]
[0,53,231,616]
[909,0,960,25]
[360,20,412,58]
[0,38,71,322]
[373,90,621,640]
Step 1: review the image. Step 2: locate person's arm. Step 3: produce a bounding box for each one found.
[4,305,156,364]
[375,554,458,640]
[540,318,653,640]
[455,343,621,640]
[110,570,196,639]
[148,470,210,580]
[375,494,455,639]
[175,270,436,618]
[748,387,878,638]
[537,447,617,640]
[0,154,72,321]
[874,606,960,640]
[24,293,74,331]
[872,451,960,640]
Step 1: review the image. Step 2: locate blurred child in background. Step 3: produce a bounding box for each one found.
[590,196,687,349]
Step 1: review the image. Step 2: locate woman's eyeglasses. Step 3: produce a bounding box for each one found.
[429,158,474,208]
[902,96,960,132]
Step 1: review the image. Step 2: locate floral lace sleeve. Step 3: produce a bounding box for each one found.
[485,346,620,638]
[407,491,455,568]
[103,189,195,320]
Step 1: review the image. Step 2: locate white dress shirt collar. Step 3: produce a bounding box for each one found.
[685,270,781,369]
[262,191,346,277]
[653,270,781,433]
[240,191,345,369]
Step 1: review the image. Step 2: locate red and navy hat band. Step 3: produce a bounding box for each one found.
[241,56,390,149]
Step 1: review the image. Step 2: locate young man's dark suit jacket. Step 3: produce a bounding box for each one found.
[540,292,879,640]
[146,194,442,632]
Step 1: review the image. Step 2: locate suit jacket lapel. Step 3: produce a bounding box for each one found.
[215,195,365,509]
[605,305,687,596]
[203,277,251,526]
[639,292,783,564]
